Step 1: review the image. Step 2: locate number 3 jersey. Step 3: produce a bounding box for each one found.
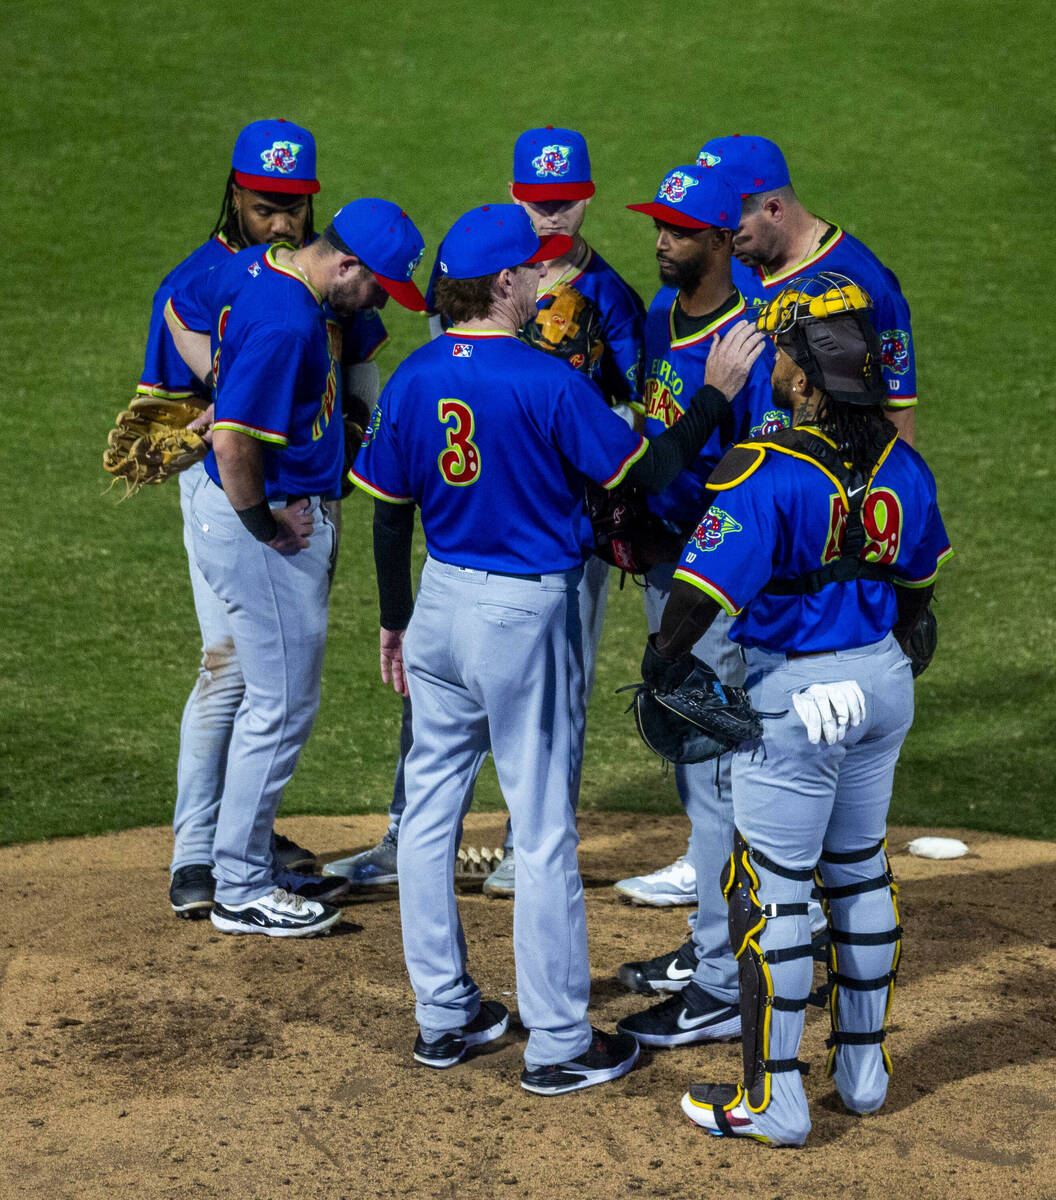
[349,328,646,575]
[673,429,953,653]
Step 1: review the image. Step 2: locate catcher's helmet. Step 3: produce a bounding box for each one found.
[756,271,888,406]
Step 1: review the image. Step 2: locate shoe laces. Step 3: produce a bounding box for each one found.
[270,888,309,912]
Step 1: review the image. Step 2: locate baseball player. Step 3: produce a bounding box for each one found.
[325,125,648,900]
[182,199,426,937]
[147,120,387,919]
[696,134,918,443]
[630,274,951,1144]
[613,166,786,1000]
[349,203,764,1090]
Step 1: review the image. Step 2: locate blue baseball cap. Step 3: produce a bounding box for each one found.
[232,119,320,195]
[696,135,790,196]
[437,205,572,279]
[627,165,740,230]
[329,198,427,311]
[511,126,595,201]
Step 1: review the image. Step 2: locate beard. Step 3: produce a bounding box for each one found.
[771,370,796,412]
[657,254,705,292]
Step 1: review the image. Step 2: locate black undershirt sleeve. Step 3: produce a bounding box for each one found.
[373,499,416,631]
[624,385,733,494]
[656,582,722,659]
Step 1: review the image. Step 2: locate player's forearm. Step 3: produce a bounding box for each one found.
[373,499,415,630]
[655,582,721,660]
[213,429,267,509]
[626,385,731,493]
[885,405,915,445]
[164,310,213,385]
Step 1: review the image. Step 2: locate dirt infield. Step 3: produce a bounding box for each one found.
[2,814,1054,1200]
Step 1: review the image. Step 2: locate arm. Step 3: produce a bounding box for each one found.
[885,406,915,445]
[373,498,415,695]
[626,322,766,494]
[164,305,213,385]
[212,428,313,555]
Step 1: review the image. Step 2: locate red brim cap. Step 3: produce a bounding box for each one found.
[625,202,713,229]
[524,233,574,263]
[233,170,321,195]
[375,273,428,312]
[511,180,596,202]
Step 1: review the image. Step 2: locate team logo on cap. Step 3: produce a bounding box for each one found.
[260,140,302,175]
[689,506,742,552]
[697,151,721,168]
[881,329,910,375]
[659,170,699,204]
[405,246,424,279]
[532,144,572,178]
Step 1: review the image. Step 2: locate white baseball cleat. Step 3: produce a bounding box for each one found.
[613,855,696,906]
[210,888,340,937]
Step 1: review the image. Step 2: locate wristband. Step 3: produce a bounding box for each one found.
[236,499,280,542]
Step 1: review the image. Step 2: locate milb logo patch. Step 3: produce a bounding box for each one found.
[452,343,473,358]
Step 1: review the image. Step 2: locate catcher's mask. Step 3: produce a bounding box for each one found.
[757,271,887,406]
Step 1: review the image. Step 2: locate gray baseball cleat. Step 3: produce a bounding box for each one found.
[322,828,398,885]
[482,848,515,898]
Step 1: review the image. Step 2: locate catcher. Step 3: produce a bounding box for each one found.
[620,273,952,1146]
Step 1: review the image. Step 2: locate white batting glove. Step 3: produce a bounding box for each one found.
[792,681,866,745]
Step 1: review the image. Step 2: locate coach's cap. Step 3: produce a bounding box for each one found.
[696,134,790,196]
[511,127,596,201]
[328,199,427,311]
[232,119,320,195]
[437,205,572,279]
[627,165,740,230]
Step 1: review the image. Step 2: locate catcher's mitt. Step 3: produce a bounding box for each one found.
[518,283,604,374]
[103,395,210,498]
[627,656,764,764]
[586,481,685,574]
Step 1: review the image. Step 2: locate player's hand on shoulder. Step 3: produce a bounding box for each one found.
[704,321,767,400]
[379,627,409,697]
[268,499,313,555]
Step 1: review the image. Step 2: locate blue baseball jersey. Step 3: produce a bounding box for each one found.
[139,234,238,399]
[642,289,785,527]
[732,224,917,408]
[204,247,344,498]
[541,246,646,402]
[350,329,647,574]
[673,431,953,652]
[168,243,387,388]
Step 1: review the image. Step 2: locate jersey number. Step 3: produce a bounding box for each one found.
[437,399,481,486]
[823,488,903,565]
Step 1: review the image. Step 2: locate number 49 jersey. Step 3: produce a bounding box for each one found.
[673,429,953,653]
[349,328,646,575]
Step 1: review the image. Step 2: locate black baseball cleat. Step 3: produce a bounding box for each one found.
[170,864,215,919]
[210,888,340,938]
[617,939,698,994]
[273,833,317,872]
[520,1028,639,1096]
[617,984,741,1047]
[413,1000,510,1069]
[274,867,351,904]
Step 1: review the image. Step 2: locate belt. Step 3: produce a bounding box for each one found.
[785,649,835,659]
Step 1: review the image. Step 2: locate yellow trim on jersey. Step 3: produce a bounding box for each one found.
[892,545,954,586]
[444,326,518,339]
[136,383,200,400]
[212,420,287,447]
[668,293,747,348]
[264,245,322,304]
[601,437,648,489]
[163,295,193,332]
[884,395,918,409]
[537,245,593,300]
[348,470,415,504]
[756,224,844,288]
[671,569,742,616]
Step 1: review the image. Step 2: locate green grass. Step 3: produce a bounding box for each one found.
[2,0,1053,844]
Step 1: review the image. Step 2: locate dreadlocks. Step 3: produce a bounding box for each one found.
[814,394,897,477]
[208,170,315,249]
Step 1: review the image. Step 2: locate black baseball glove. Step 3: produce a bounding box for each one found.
[902,601,937,677]
[628,639,764,764]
